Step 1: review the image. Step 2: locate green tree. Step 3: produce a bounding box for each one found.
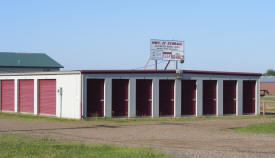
[264,69,275,76]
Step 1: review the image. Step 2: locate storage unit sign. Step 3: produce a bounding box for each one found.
[150,39,184,61]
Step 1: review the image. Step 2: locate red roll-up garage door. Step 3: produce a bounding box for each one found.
[19,80,34,113]
[1,80,14,111]
[243,80,256,114]
[112,79,129,117]
[203,80,217,115]
[39,80,56,115]
[159,80,174,116]
[136,79,152,116]
[87,79,104,117]
[181,80,196,115]
[223,80,237,115]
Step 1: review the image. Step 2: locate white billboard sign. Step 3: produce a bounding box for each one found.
[150,39,184,61]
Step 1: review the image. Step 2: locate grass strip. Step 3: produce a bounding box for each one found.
[261,96,275,102]
[1,112,275,123]
[233,122,275,134]
[0,134,168,158]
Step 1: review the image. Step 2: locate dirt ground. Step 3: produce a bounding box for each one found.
[1,117,275,158]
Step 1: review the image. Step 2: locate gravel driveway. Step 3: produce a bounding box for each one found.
[0,117,275,158]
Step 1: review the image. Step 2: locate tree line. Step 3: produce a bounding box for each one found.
[264,69,275,76]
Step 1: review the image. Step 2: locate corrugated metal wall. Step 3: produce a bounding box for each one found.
[19,80,34,113]
[87,79,104,117]
[39,80,56,115]
[223,80,236,114]
[159,80,174,116]
[112,79,129,116]
[181,80,196,115]
[1,80,14,111]
[203,80,217,115]
[243,80,255,114]
[136,79,152,116]
[260,82,275,95]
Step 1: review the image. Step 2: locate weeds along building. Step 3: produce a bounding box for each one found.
[0,70,261,119]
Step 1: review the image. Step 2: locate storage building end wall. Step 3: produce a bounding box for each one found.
[56,74,82,119]
[0,73,82,119]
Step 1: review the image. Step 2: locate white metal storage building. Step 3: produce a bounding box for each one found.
[0,70,261,119]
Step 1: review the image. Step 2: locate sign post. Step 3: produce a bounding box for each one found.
[145,39,184,70]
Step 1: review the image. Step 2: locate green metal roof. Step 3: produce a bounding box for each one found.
[0,52,63,68]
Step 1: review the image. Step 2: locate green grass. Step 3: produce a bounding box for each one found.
[86,115,275,123]
[266,108,275,112]
[261,107,275,112]
[0,112,79,122]
[233,122,275,134]
[1,112,275,123]
[261,96,275,102]
[260,105,275,112]
[0,134,168,158]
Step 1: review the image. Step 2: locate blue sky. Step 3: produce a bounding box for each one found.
[0,0,274,73]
